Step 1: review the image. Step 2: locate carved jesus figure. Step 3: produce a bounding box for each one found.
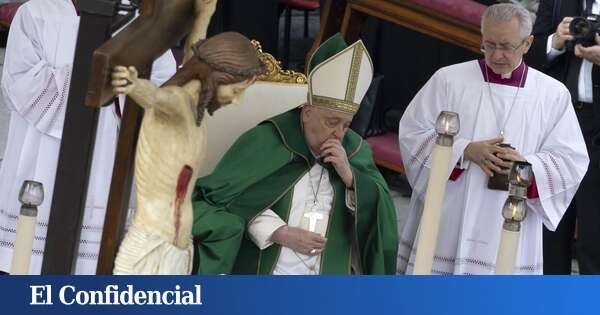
[110,30,264,274]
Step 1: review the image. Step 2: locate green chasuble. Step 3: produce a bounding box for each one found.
[191,108,398,274]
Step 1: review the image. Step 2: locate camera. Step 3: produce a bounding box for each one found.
[569,15,600,47]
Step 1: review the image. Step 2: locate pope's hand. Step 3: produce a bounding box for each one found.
[271,226,326,256]
[112,66,139,95]
[320,139,354,188]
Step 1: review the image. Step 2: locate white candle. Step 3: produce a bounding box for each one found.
[10,213,37,275]
[413,143,453,275]
[495,229,520,274]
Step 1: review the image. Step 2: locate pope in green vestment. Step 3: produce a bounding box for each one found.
[191,34,398,275]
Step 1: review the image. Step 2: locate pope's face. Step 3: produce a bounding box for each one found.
[301,105,353,156]
[481,17,533,75]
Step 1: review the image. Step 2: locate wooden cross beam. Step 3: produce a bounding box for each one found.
[41,0,195,274]
[86,0,194,107]
[42,0,126,274]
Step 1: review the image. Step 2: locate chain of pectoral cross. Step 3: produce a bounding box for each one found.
[292,251,320,275]
[303,165,326,232]
[485,64,525,137]
[292,165,326,274]
[303,165,326,234]
[308,165,325,208]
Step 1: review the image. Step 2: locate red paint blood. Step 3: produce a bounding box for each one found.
[174,165,193,240]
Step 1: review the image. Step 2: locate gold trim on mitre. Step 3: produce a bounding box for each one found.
[345,43,364,103]
[251,39,307,84]
[311,95,359,114]
[308,40,373,115]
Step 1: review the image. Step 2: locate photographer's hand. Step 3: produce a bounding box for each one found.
[574,34,600,65]
[552,17,574,50]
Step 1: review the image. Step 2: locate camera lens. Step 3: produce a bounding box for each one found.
[570,17,592,38]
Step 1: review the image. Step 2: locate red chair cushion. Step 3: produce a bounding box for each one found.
[409,0,486,26]
[0,3,23,27]
[280,0,320,10]
[366,132,403,168]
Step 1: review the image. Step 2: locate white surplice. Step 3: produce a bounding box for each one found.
[0,0,176,274]
[397,60,589,275]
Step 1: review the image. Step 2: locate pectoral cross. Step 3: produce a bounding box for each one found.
[303,211,324,233]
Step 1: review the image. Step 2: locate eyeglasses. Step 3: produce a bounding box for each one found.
[480,40,526,54]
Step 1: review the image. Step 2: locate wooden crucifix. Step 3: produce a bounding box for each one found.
[89,0,198,275]
[41,0,196,274]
